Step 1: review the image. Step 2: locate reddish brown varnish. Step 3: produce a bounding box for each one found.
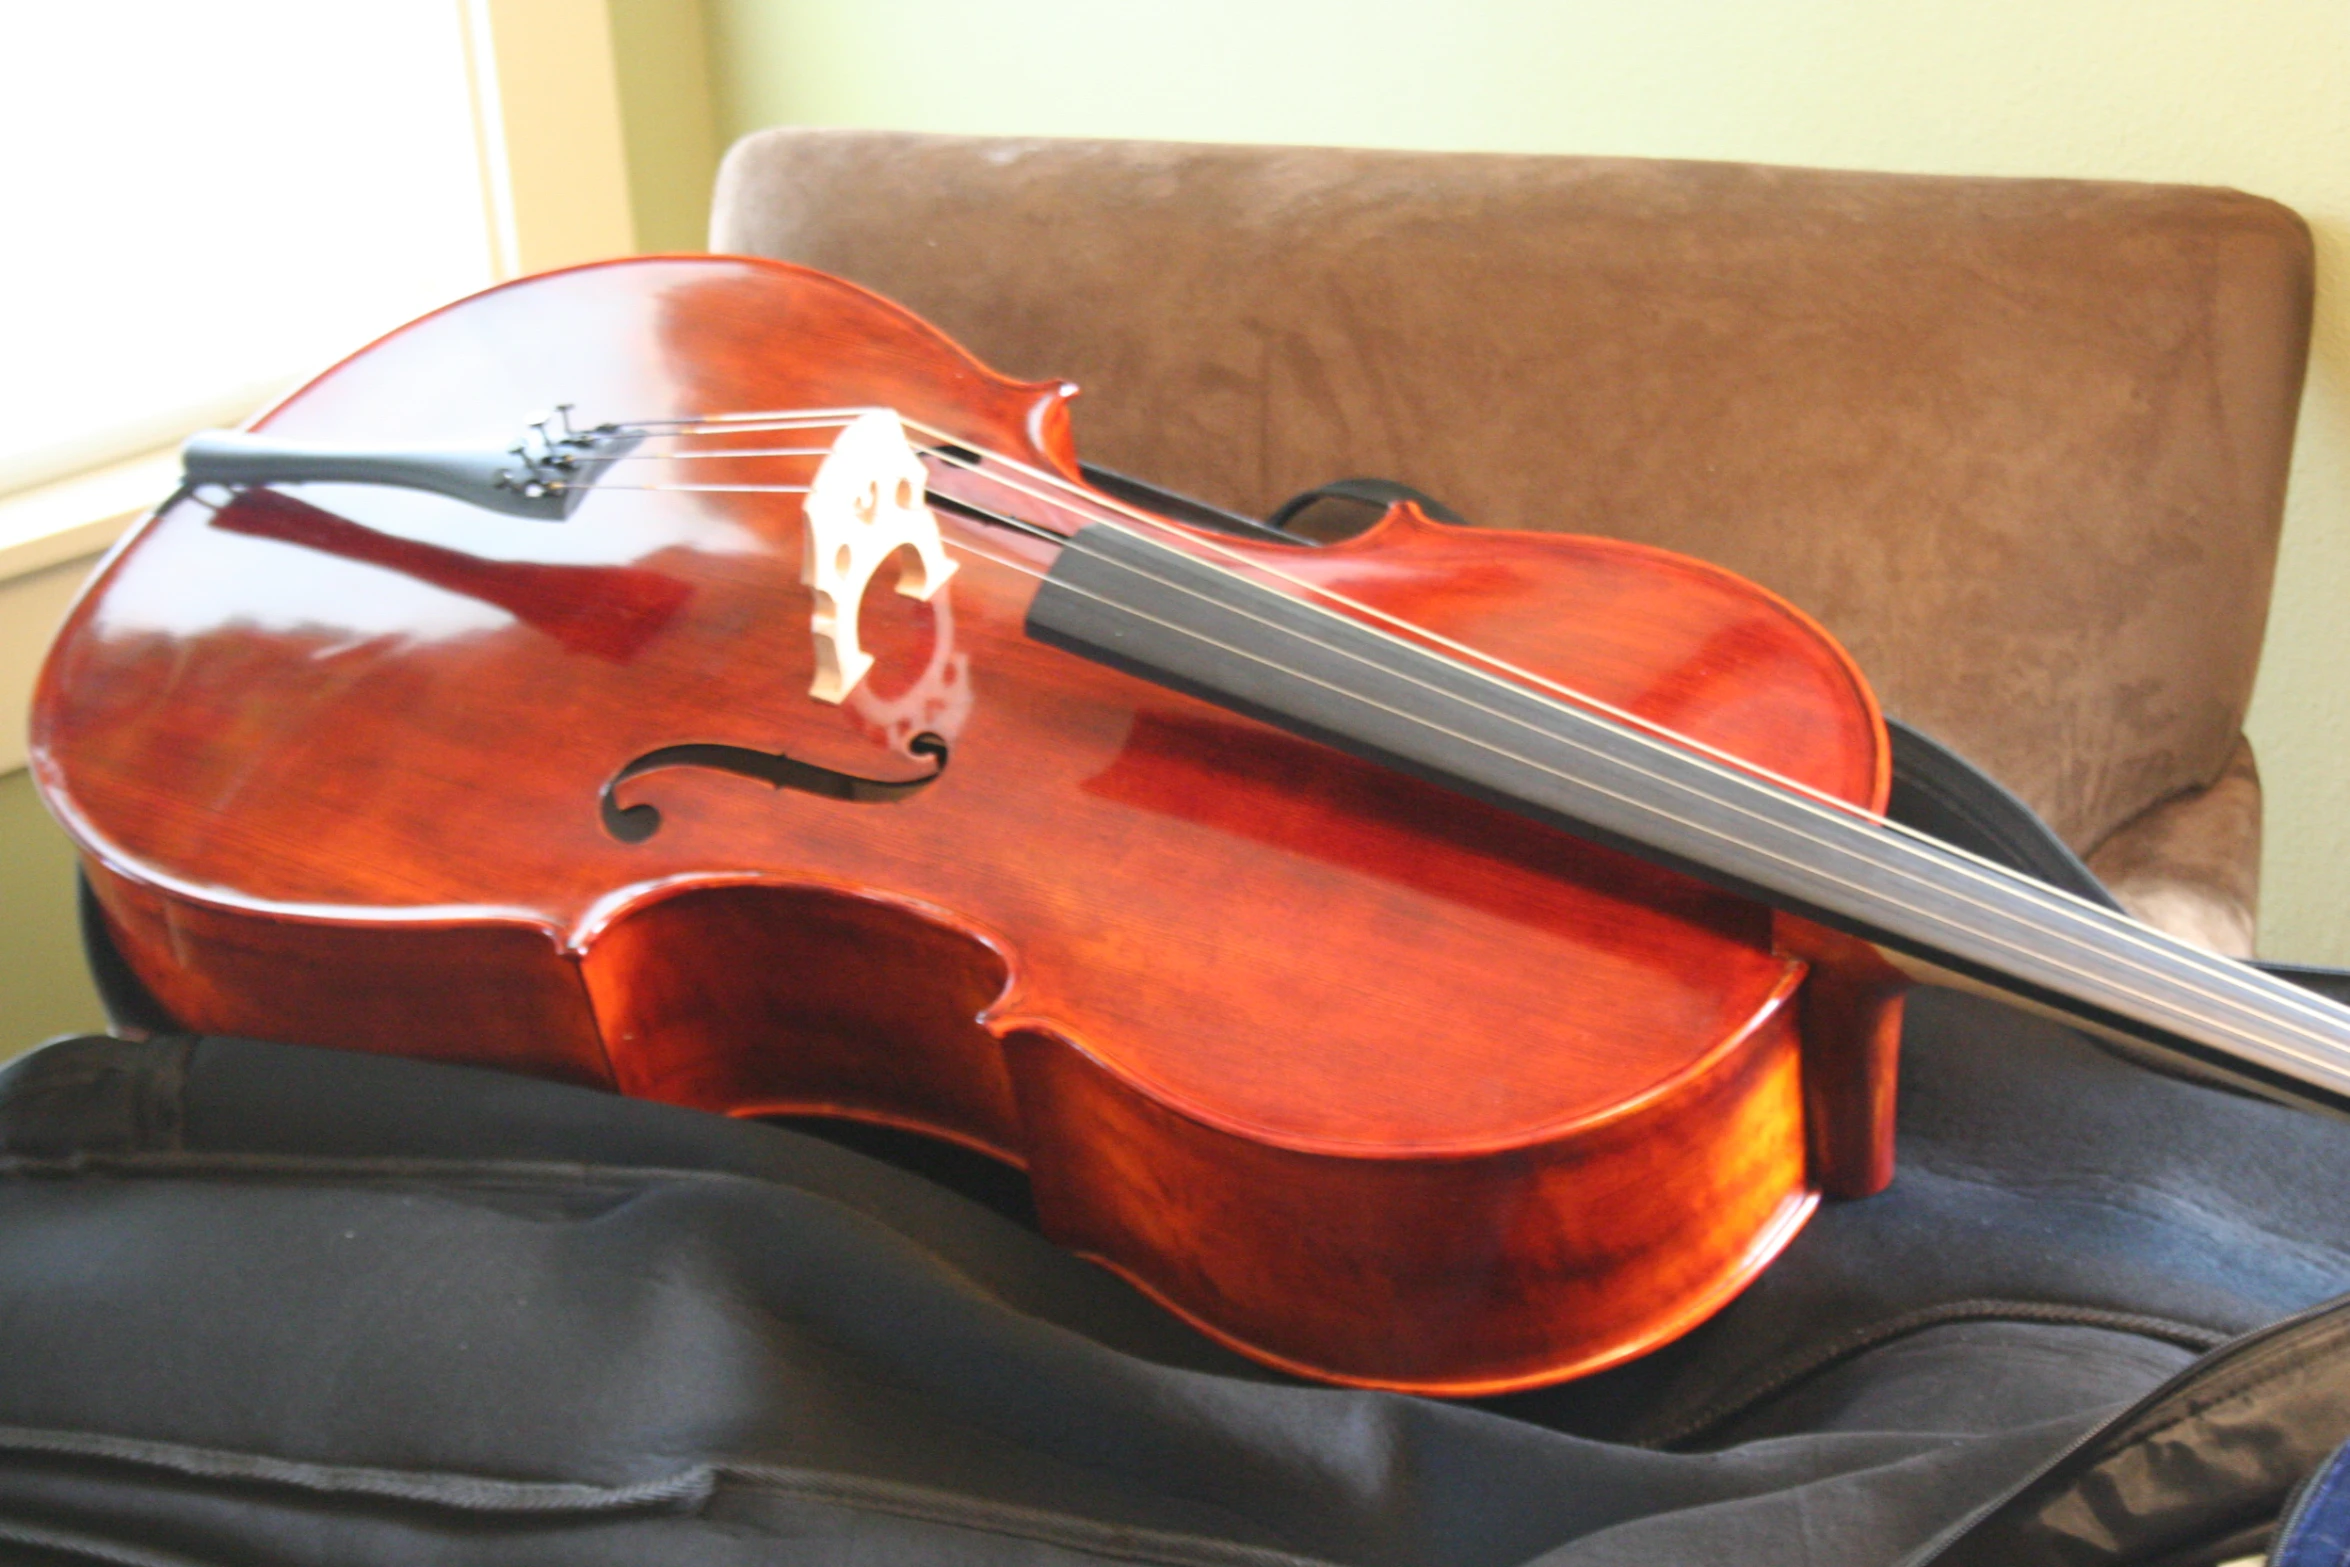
[31,257,1901,1394]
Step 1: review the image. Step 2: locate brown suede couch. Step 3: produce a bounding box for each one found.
[711,130,2313,956]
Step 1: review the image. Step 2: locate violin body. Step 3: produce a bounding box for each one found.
[33,257,1896,1393]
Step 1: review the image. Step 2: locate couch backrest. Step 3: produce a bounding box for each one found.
[711,130,2311,853]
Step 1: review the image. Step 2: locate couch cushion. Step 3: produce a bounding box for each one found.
[711,130,2311,855]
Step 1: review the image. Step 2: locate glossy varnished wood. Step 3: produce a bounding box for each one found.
[33,257,1891,1392]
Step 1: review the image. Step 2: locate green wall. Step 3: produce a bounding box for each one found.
[696,0,2350,965]
[0,767,104,1061]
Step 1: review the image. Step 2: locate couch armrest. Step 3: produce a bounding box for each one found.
[2085,735,2261,957]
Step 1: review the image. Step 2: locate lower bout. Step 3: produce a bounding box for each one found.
[1004,1013,1818,1394]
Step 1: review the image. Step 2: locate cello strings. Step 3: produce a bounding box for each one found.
[592,410,1873,807]
[576,446,837,462]
[884,425,2350,1038]
[921,523,2350,1082]
[901,487,2350,1075]
[191,427,2337,1070]
[581,411,2188,931]
[616,412,2339,1045]
[590,484,815,495]
[572,408,2350,1056]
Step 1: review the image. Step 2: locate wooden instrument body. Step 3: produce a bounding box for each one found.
[32,257,1894,1393]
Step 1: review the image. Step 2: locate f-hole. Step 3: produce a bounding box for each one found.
[599,734,948,842]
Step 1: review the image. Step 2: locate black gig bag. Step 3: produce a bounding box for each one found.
[9,476,2350,1564]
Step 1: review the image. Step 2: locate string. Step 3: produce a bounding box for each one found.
[183,418,2350,1074]
[568,407,2350,1065]
[925,510,2350,1083]
[884,429,2350,1041]
[902,426,2350,1041]
[1006,529,2350,1084]
[594,408,2344,1038]
[590,484,813,495]
[577,446,837,463]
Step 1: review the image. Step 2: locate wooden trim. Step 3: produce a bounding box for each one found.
[461,0,639,277]
[0,451,176,586]
[0,453,186,774]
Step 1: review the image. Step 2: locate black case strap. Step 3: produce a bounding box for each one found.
[1266,477,1469,531]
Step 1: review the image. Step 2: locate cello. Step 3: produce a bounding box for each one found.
[33,256,2350,1394]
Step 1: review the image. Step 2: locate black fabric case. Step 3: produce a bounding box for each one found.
[1,721,2348,1564]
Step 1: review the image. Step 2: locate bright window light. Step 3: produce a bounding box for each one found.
[0,2,493,496]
